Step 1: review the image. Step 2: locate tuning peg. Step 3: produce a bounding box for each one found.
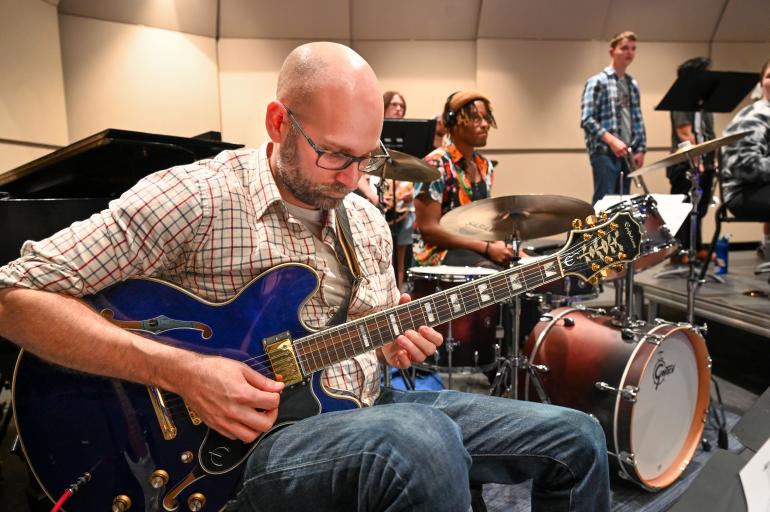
[610,222,619,231]
[600,269,609,278]
[599,210,608,221]
[597,229,606,238]
[618,252,628,260]
[612,264,625,272]
[583,233,592,241]
[572,218,583,229]
[585,215,597,227]
[604,256,614,264]
[589,276,599,285]
[591,263,600,271]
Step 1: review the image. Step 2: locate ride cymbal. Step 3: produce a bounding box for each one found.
[365,149,440,182]
[440,194,594,241]
[628,130,752,178]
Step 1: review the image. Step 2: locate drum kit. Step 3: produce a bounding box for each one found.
[379,133,751,491]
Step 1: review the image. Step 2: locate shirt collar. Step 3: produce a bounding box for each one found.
[251,142,337,230]
[446,142,485,168]
[250,142,287,220]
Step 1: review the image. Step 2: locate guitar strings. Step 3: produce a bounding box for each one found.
[239,230,619,374]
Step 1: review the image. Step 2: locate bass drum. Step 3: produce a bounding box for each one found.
[522,307,711,490]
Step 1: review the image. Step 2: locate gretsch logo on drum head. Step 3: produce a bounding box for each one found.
[653,353,676,390]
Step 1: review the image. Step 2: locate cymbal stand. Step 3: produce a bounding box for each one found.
[490,236,550,402]
[445,321,456,390]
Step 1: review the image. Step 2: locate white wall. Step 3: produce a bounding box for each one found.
[59,14,220,141]
[0,0,68,173]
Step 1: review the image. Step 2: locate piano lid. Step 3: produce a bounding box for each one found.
[0,129,244,199]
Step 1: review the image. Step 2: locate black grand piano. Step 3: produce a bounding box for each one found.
[0,128,243,266]
[0,130,243,487]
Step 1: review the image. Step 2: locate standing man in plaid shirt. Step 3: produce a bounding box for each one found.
[0,42,609,511]
[581,30,647,205]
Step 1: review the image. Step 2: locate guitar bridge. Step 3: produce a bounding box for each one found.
[264,332,304,386]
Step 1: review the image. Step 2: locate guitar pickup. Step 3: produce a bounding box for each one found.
[264,332,304,386]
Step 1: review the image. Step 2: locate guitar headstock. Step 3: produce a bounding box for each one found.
[557,211,642,284]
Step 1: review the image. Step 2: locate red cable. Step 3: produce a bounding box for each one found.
[50,488,73,512]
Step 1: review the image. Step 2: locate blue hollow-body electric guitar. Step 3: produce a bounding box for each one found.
[12,213,640,511]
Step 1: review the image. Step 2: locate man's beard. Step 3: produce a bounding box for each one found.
[274,131,352,210]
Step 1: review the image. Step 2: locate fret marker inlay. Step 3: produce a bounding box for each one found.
[477,283,491,302]
[544,262,557,278]
[388,314,400,335]
[423,302,435,322]
[357,324,370,347]
[449,293,461,313]
[509,274,523,290]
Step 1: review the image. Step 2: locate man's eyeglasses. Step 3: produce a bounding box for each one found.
[283,104,390,173]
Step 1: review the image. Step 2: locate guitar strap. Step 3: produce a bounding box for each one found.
[327,203,365,327]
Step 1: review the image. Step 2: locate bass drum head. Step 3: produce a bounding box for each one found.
[628,326,711,488]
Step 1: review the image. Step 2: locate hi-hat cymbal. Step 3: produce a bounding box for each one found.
[628,130,752,178]
[440,195,594,241]
[365,149,440,182]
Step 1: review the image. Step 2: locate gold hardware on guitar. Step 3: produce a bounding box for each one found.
[264,332,304,385]
[150,469,169,489]
[112,494,132,512]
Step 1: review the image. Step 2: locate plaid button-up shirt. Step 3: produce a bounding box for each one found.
[580,66,647,155]
[0,143,398,405]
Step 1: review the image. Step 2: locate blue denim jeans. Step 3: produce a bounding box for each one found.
[590,152,631,205]
[227,389,610,512]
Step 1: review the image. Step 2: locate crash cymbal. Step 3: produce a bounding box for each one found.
[366,149,440,182]
[440,195,594,241]
[628,130,752,178]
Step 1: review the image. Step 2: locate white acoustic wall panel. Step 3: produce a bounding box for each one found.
[60,14,220,141]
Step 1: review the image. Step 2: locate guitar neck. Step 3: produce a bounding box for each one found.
[294,255,563,374]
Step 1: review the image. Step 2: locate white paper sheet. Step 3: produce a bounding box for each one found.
[739,435,770,512]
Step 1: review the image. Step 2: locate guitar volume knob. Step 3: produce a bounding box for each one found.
[150,469,169,489]
[112,495,132,512]
[188,493,206,511]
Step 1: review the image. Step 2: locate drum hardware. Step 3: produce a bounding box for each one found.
[629,132,752,324]
[595,382,639,402]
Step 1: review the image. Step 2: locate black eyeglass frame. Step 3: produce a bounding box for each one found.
[282,104,390,173]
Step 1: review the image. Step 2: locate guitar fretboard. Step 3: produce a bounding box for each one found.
[292,255,563,374]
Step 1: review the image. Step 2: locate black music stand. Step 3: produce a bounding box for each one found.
[655,70,758,324]
[656,70,758,114]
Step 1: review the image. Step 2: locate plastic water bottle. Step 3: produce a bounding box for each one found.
[715,235,730,275]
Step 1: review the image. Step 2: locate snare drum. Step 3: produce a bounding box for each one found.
[522,307,711,490]
[407,266,500,371]
[604,195,678,280]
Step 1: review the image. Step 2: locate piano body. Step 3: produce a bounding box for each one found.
[0,129,243,266]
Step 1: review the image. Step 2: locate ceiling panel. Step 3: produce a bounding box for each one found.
[351,0,480,40]
[478,0,610,40]
[220,0,350,39]
[714,0,770,42]
[603,0,726,42]
[58,0,217,37]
